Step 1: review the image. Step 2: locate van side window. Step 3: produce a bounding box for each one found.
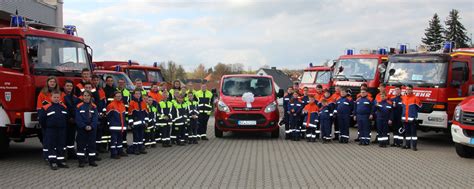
[0,38,22,70]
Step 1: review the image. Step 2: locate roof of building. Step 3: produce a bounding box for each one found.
[257,67,293,89]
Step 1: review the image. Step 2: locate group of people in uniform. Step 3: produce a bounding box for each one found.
[37,69,214,170]
[282,83,421,150]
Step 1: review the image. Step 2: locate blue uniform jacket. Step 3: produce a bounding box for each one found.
[374,100,393,121]
[75,102,99,130]
[38,103,68,128]
[335,96,353,115]
[63,93,79,120]
[354,97,373,115]
[287,100,303,116]
[319,105,333,121]
[391,95,403,121]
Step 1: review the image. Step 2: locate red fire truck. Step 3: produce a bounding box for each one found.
[385,48,474,132]
[94,61,165,90]
[299,64,332,94]
[331,49,389,98]
[451,86,474,158]
[0,17,92,154]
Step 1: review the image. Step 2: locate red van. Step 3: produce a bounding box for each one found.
[214,75,284,138]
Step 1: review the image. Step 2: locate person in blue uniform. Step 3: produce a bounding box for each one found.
[299,87,310,139]
[390,86,403,147]
[282,87,294,139]
[75,90,99,167]
[38,90,69,170]
[374,92,393,148]
[354,89,374,145]
[106,91,127,159]
[335,88,353,143]
[401,85,421,151]
[158,92,174,147]
[319,99,333,143]
[171,94,189,146]
[302,95,319,142]
[128,90,149,155]
[63,80,80,160]
[186,92,200,144]
[288,92,303,141]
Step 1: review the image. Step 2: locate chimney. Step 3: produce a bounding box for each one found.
[271,67,276,70]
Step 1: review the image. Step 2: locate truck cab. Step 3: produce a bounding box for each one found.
[94,70,135,91]
[299,65,332,94]
[385,49,473,132]
[332,49,389,98]
[214,75,284,138]
[0,20,92,154]
[94,61,165,90]
[451,84,474,158]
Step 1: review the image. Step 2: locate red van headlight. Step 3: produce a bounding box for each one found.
[217,100,230,113]
[264,101,277,113]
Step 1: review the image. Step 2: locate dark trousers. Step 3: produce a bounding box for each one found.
[45,127,66,163]
[357,114,371,143]
[198,113,210,138]
[66,122,76,156]
[189,119,199,141]
[41,127,48,160]
[110,130,123,156]
[76,129,96,162]
[144,127,155,147]
[321,119,332,140]
[161,125,171,144]
[100,118,111,148]
[338,115,351,140]
[392,120,403,145]
[132,125,145,152]
[95,122,104,149]
[333,115,340,138]
[404,122,417,148]
[283,113,290,136]
[376,119,389,145]
[289,115,300,138]
[155,126,162,143]
[306,126,317,139]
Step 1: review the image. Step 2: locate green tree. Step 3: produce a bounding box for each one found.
[422,13,444,51]
[176,65,187,81]
[444,9,470,48]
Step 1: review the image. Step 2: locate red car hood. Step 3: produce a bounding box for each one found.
[459,96,474,112]
[220,95,275,108]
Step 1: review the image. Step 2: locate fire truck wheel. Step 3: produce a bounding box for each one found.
[0,130,10,156]
[214,126,223,138]
[455,143,474,158]
[271,128,280,138]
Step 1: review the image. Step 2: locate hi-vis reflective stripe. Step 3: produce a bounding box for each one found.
[61,111,67,114]
[448,97,466,101]
[133,121,143,125]
[79,110,86,113]
[107,98,114,101]
[47,112,55,116]
[110,126,122,130]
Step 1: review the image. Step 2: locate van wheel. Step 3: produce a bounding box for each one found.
[215,126,223,138]
[271,128,280,138]
[455,143,474,158]
[0,129,10,156]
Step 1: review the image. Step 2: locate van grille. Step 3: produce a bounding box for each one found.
[461,111,474,126]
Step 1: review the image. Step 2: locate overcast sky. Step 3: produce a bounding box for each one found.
[64,0,474,71]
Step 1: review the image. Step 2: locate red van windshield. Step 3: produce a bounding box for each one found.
[222,77,272,97]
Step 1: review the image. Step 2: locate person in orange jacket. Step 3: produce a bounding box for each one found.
[148,82,163,103]
[401,85,421,151]
[128,89,149,155]
[302,95,319,142]
[106,91,128,159]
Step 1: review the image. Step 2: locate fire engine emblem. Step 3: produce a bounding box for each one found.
[5,92,11,102]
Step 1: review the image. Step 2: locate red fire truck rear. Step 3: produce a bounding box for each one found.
[0,16,92,154]
[331,48,390,98]
[94,60,165,90]
[299,64,332,94]
[385,48,473,132]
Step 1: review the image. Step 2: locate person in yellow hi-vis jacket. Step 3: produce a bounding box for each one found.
[195,83,213,140]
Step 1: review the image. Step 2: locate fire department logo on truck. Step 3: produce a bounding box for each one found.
[5,92,11,102]
[388,89,432,97]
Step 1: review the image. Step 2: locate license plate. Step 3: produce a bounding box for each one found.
[238,120,257,125]
[470,138,474,145]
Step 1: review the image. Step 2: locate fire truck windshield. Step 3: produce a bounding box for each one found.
[385,62,448,86]
[27,36,89,74]
[301,71,316,84]
[334,58,378,81]
[315,71,330,84]
[128,69,147,82]
[148,70,164,83]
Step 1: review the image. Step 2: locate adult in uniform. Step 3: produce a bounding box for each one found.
[401,85,421,151]
[195,83,213,140]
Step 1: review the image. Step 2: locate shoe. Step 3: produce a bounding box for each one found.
[89,161,98,167]
[391,144,397,147]
[193,140,198,144]
[371,140,378,144]
[140,150,147,154]
[354,138,360,142]
[50,163,58,170]
[58,162,69,168]
[78,162,85,168]
[403,145,410,149]
[67,153,78,160]
[412,147,418,151]
[202,136,209,140]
